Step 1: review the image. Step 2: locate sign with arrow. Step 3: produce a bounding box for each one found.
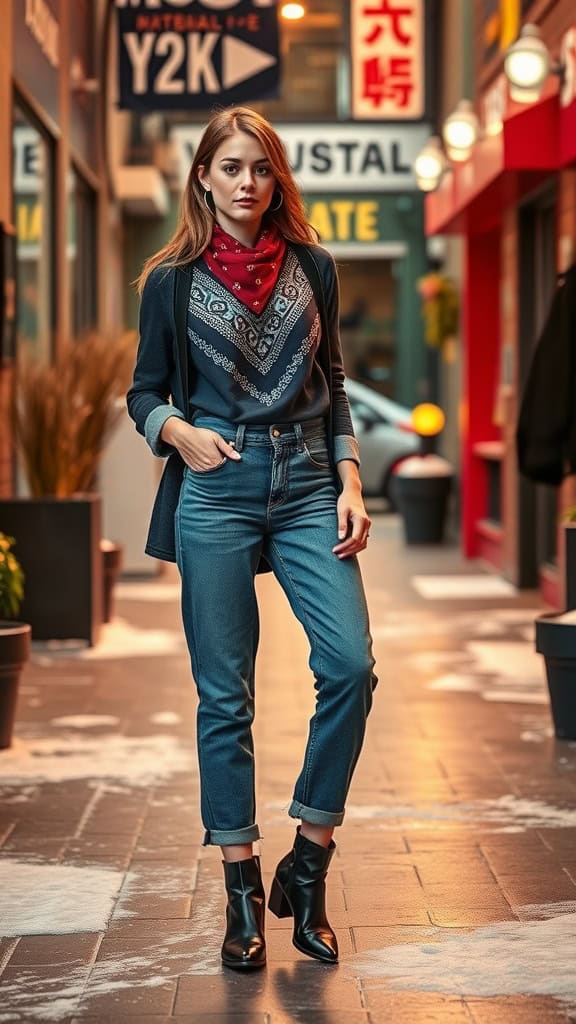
[115,0,280,111]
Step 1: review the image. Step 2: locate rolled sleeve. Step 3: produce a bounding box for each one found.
[144,405,186,457]
[334,434,360,466]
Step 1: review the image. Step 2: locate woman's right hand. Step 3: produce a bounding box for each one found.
[160,417,242,471]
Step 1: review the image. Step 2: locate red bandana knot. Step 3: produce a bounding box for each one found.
[204,223,287,311]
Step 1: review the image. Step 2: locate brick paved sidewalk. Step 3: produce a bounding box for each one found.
[1,509,576,1023]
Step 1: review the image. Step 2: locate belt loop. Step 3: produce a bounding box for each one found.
[294,422,304,452]
[235,424,246,452]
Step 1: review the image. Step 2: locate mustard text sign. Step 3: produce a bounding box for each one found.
[16,203,42,245]
[307,200,380,243]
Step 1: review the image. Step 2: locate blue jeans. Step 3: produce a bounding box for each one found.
[175,414,377,846]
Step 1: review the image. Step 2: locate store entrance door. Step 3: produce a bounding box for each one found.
[518,186,558,588]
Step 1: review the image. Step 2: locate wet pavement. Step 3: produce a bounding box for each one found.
[1,506,576,1022]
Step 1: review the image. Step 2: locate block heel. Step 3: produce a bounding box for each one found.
[268,876,292,918]
[269,827,338,963]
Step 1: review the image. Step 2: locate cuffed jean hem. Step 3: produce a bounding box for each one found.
[288,800,345,827]
[202,824,262,847]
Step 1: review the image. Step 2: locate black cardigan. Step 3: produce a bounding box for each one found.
[127,243,342,563]
[516,262,576,487]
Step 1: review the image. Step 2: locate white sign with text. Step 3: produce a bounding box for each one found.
[171,122,431,190]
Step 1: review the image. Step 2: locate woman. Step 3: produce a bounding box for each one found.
[127,107,377,972]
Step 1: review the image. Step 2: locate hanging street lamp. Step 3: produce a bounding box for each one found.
[442,100,480,162]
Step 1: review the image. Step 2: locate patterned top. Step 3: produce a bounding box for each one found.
[128,246,360,470]
[186,249,356,467]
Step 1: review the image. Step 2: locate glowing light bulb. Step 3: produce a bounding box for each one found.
[281,2,305,19]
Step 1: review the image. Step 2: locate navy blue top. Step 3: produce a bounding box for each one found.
[137,246,359,466]
[187,248,330,426]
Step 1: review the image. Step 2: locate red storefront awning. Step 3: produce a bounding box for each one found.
[425,87,569,236]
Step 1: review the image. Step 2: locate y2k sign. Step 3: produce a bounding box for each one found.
[115,0,279,111]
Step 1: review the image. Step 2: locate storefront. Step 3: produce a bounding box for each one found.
[0,0,124,496]
[305,191,427,403]
[425,13,576,607]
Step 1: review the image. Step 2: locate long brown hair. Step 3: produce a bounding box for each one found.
[136,107,318,295]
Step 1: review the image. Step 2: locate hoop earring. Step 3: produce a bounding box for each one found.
[269,190,284,212]
[203,188,215,215]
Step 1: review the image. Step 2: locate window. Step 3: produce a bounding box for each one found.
[257,0,348,120]
[68,168,97,333]
[13,102,54,362]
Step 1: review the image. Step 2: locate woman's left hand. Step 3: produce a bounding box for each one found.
[333,484,371,559]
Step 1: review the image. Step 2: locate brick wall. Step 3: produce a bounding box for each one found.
[474,0,574,95]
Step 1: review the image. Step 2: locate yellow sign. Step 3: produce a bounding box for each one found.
[16,202,41,244]
[307,200,379,243]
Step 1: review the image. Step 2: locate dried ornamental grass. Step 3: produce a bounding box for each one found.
[14,331,136,497]
[0,533,25,619]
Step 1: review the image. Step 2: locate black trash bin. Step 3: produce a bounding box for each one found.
[393,456,454,545]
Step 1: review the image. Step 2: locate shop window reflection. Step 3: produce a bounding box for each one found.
[339,262,396,399]
[13,104,53,362]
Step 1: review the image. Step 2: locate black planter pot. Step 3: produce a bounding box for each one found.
[0,622,31,749]
[100,540,123,624]
[535,612,576,740]
[394,473,453,545]
[0,495,102,645]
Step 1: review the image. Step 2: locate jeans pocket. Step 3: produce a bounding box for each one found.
[303,441,331,470]
[188,457,228,475]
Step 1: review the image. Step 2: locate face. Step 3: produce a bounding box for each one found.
[198,130,277,240]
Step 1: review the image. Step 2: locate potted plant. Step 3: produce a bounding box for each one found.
[0,331,135,645]
[535,514,576,739]
[0,533,31,749]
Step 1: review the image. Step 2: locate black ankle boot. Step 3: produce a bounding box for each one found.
[221,855,266,970]
[268,827,338,963]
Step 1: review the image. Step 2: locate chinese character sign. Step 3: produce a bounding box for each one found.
[351,0,425,120]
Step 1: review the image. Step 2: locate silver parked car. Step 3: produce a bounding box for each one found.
[344,378,420,499]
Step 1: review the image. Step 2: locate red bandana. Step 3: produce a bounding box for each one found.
[203,223,287,313]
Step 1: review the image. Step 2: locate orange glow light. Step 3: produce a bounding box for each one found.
[411,403,446,437]
[281,3,305,20]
